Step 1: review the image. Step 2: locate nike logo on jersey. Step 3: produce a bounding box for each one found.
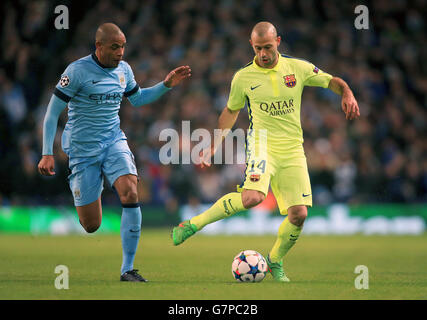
[250,84,261,90]
[92,80,101,84]
[302,193,311,197]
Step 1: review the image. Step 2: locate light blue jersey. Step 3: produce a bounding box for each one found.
[54,53,138,157]
[43,52,171,206]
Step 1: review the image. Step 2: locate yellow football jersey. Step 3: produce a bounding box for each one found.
[227,54,332,155]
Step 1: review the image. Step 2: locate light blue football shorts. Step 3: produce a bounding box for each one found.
[67,139,138,206]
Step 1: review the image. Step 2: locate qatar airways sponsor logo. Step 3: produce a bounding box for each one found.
[259,99,295,116]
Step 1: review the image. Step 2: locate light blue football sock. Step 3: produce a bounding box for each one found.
[120,204,142,275]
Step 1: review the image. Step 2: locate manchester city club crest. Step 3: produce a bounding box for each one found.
[118,71,126,88]
[284,74,296,88]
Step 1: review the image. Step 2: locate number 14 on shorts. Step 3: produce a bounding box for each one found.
[248,159,266,182]
[248,159,266,173]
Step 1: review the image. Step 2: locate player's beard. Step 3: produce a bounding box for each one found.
[259,52,278,68]
[261,58,272,67]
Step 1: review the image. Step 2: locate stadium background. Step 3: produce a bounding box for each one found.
[0,0,426,235]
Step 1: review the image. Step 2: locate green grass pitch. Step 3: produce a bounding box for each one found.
[0,230,426,300]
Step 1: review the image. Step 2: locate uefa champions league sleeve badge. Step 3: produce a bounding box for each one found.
[59,75,70,87]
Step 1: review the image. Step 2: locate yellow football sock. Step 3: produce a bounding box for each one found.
[269,217,302,263]
[190,192,244,230]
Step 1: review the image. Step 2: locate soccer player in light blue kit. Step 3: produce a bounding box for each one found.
[37,23,191,282]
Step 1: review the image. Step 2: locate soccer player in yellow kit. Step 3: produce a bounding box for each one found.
[172,22,360,282]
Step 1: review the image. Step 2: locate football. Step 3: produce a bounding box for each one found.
[231,250,268,282]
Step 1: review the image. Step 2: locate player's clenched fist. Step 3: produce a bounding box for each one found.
[38,155,55,176]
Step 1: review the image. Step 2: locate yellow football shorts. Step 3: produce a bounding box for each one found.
[237,144,312,214]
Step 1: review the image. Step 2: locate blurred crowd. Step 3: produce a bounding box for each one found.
[0,0,426,209]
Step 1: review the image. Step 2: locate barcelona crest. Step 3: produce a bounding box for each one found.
[284,74,296,88]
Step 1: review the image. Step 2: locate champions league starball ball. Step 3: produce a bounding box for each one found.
[231,250,268,282]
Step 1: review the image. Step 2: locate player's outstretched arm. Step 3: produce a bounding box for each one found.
[200,106,240,168]
[37,95,67,176]
[127,66,191,107]
[328,77,360,120]
[163,66,191,88]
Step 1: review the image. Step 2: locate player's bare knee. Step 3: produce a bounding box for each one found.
[119,189,138,204]
[288,206,307,226]
[242,191,265,209]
